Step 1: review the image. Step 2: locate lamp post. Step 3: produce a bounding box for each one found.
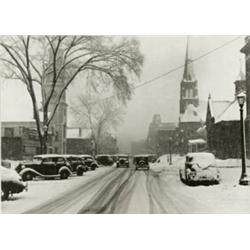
[237,93,250,185]
[169,137,173,165]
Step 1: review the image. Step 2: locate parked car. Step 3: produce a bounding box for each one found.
[15,154,73,181]
[133,155,150,171]
[79,154,99,171]
[62,155,88,175]
[148,154,157,163]
[116,154,129,168]
[95,154,114,166]
[179,152,220,185]
[111,155,118,163]
[1,166,27,200]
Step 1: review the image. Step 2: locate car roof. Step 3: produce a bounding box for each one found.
[34,154,65,158]
[61,154,82,158]
[116,154,129,157]
[186,152,215,158]
[95,154,111,157]
[133,154,149,157]
[78,154,92,158]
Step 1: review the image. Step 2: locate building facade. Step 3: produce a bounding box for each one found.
[1,122,41,160]
[178,38,204,154]
[43,55,68,154]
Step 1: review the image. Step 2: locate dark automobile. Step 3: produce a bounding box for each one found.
[15,154,73,181]
[148,154,157,163]
[62,155,88,176]
[79,154,99,171]
[179,152,220,185]
[116,154,129,168]
[95,154,114,166]
[133,155,150,171]
[1,166,27,200]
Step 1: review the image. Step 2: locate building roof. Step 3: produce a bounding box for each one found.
[179,104,202,123]
[207,95,246,124]
[188,138,206,145]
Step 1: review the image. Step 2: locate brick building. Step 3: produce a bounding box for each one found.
[1,121,41,160]
[205,63,247,159]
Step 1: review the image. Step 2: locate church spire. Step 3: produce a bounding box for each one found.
[183,36,196,81]
[236,58,245,81]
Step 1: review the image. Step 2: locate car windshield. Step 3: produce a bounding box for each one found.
[33,157,43,164]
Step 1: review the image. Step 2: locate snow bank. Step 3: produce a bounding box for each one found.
[216,158,250,168]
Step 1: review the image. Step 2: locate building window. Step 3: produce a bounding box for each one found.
[55,131,59,141]
[4,128,14,137]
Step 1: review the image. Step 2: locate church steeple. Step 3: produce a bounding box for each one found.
[183,37,196,82]
[179,37,199,114]
[234,59,246,97]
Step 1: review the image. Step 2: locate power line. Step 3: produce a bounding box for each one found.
[81,36,242,105]
[133,36,242,90]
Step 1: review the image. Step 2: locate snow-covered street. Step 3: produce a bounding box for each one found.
[2,156,250,214]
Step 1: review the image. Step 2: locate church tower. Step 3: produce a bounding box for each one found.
[234,59,246,98]
[44,50,67,154]
[179,37,199,114]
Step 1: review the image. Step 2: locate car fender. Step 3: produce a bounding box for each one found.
[76,165,84,171]
[19,168,41,177]
[59,166,72,176]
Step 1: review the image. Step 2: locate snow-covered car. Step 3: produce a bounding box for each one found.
[116,154,129,168]
[79,154,99,170]
[179,152,220,185]
[1,166,27,200]
[133,155,150,171]
[15,154,73,181]
[62,155,88,175]
[95,154,114,166]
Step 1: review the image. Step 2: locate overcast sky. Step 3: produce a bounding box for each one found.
[0,36,245,152]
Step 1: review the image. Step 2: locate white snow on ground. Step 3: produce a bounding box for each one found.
[1,167,114,214]
[216,158,250,168]
[150,155,250,213]
[155,155,250,213]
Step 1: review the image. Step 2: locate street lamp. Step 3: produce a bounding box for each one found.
[237,92,250,185]
[169,137,173,165]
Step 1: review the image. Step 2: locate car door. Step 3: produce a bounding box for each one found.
[40,157,55,175]
[55,157,67,174]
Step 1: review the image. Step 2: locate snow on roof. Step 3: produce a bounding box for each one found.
[215,99,246,123]
[33,154,63,158]
[66,128,92,139]
[208,98,232,123]
[188,138,206,145]
[179,104,202,122]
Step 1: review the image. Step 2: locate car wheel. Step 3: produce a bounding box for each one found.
[22,172,33,181]
[91,164,97,171]
[60,171,69,179]
[77,169,83,176]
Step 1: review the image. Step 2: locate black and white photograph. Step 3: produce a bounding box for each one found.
[1,35,249,214]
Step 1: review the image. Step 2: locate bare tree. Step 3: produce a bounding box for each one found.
[0,36,143,153]
[70,91,125,154]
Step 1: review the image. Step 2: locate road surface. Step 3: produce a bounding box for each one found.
[19,162,249,214]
